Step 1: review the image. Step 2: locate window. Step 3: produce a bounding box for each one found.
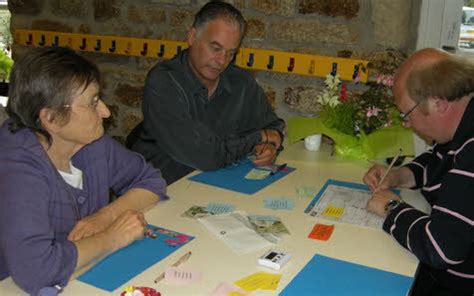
[459,6,474,49]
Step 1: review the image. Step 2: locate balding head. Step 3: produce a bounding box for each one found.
[393,48,450,104]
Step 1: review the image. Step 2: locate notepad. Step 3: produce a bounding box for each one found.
[280,254,413,296]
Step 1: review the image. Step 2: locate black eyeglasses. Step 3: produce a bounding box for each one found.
[399,101,420,122]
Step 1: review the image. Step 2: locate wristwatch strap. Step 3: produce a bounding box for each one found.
[384,199,404,214]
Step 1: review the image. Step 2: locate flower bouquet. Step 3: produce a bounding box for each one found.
[287,51,414,160]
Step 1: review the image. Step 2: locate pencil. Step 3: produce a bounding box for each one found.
[377,149,402,188]
[154,251,192,283]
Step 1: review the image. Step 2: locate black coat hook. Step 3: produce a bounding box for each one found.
[158,44,165,57]
[141,43,148,56]
[79,38,87,50]
[38,34,46,46]
[109,40,116,53]
[94,39,101,51]
[331,62,338,76]
[52,36,59,47]
[247,53,254,67]
[287,57,295,72]
[26,33,33,45]
[266,55,274,70]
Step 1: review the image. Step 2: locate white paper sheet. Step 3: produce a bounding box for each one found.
[198,212,273,254]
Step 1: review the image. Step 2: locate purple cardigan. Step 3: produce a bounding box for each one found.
[0,120,168,294]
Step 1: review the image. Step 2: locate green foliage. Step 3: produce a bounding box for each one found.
[320,101,355,136]
[0,50,12,81]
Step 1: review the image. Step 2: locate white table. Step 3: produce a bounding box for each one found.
[0,141,429,295]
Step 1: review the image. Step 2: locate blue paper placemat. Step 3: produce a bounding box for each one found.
[189,159,295,194]
[78,225,194,291]
[280,254,413,296]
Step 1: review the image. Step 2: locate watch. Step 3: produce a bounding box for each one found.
[384,199,404,214]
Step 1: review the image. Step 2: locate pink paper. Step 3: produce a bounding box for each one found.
[164,267,202,284]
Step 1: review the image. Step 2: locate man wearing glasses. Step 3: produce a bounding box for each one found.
[363,48,474,296]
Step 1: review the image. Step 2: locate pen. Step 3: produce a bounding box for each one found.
[377,149,402,188]
[154,251,192,283]
[269,163,287,176]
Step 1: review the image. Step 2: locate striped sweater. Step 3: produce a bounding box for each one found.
[383,100,474,293]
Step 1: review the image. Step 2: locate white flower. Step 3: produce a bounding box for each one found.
[316,74,341,107]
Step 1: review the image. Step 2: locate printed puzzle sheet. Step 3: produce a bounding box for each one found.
[304,179,390,229]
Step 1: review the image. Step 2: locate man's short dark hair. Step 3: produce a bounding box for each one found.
[193,1,246,36]
[6,46,100,144]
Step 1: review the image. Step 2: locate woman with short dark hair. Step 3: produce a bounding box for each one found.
[0,47,168,294]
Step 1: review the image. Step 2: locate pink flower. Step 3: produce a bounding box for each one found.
[376,74,394,87]
[366,106,382,118]
[354,74,361,83]
[376,74,383,84]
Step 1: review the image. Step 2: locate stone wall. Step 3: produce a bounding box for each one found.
[8,0,420,142]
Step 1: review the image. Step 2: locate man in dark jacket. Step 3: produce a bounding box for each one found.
[128,1,285,184]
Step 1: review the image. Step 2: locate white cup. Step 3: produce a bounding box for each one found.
[304,134,322,151]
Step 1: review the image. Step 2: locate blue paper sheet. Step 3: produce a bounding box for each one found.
[264,197,295,210]
[189,159,295,194]
[280,254,413,296]
[78,225,194,291]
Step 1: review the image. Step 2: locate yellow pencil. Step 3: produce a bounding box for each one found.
[377,149,403,188]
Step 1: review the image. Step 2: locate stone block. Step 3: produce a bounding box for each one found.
[284,86,322,115]
[78,24,91,34]
[94,0,120,21]
[121,113,142,135]
[150,0,192,5]
[51,0,88,18]
[170,10,194,30]
[103,103,119,131]
[32,19,73,32]
[128,4,166,25]
[195,0,244,9]
[271,20,358,44]
[9,0,42,15]
[372,0,410,47]
[249,0,295,17]
[264,89,277,110]
[114,83,144,108]
[246,18,265,40]
[298,0,359,19]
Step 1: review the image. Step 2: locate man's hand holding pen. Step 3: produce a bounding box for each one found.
[363,150,404,217]
[253,129,282,166]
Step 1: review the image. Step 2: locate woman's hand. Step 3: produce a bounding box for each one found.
[103,210,147,251]
[68,209,115,241]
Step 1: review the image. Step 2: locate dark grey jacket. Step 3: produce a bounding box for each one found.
[129,50,285,183]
